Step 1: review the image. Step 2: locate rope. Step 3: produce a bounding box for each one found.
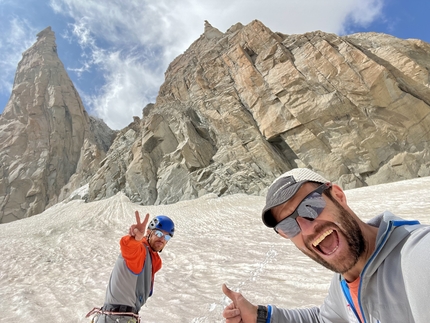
[85,307,141,322]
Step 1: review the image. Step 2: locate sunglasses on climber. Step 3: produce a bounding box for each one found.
[153,230,172,241]
[274,182,332,238]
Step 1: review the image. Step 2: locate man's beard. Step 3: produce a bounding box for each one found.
[149,240,164,252]
[148,233,164,252]
[300,198,366,274]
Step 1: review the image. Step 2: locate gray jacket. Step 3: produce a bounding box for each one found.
[270,211,430,323]
[104,244,153,313]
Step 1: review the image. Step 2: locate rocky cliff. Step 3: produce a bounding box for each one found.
[0,27,115,223]
[88,20,430,205]
[2,21,430,222]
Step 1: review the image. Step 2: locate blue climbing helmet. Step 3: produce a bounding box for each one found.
[148,215,175,237]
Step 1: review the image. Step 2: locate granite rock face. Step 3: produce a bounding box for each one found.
[0,27,115,223]
[88,21,430,205]
[2,22,430,222]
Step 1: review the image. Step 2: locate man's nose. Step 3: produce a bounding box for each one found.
[296,216,315,235]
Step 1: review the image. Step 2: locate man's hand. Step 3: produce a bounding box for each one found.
[129,211,149,241]
[222,284,258,323]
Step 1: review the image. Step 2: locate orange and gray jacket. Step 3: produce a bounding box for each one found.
[103,235,162,313]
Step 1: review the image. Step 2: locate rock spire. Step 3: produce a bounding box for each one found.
[0,27,114,223]
[2,21,430,222]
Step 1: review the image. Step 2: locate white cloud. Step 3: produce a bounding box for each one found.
[79,50,164,130]
[0,17,37,96]
[183,0,384,36]
[347,0,384,26]
[48,0,384,130]
[69,19,97,48]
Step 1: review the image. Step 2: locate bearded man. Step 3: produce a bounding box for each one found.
[223,168,429,323]
[87,211,175,323]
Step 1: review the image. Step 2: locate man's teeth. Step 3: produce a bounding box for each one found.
[312,229,333,247]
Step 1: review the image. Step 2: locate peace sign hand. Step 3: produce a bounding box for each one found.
[129,211,149,241]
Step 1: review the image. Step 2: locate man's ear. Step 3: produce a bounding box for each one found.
[330,184,347,204]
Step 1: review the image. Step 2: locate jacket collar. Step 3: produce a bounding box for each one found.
[363,211,420,277]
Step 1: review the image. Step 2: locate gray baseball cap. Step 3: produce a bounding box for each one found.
[262,168,329,227]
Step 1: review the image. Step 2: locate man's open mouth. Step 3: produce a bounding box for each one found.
[312,229,339,255]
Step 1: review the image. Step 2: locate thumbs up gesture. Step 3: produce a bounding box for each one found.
[222,284,258,323]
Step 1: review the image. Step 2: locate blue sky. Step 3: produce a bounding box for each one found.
[0,0,429,130]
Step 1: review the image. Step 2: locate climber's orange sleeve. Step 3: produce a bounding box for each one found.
[120,235,147,274]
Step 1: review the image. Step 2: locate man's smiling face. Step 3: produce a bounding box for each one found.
[272,182,366,274]
[148,229,169,252]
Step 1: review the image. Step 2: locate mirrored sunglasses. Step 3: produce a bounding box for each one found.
[274,182,331,238]
[153,230,171,241]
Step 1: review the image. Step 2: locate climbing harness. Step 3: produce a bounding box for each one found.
[85,307,141,323]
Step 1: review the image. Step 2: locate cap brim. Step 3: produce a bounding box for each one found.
[262,181,307,227]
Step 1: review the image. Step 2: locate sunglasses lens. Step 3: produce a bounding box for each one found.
[154,230,171,241]
[275,191,327,238]
[275,217,301,238]
[296,192,326,219]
